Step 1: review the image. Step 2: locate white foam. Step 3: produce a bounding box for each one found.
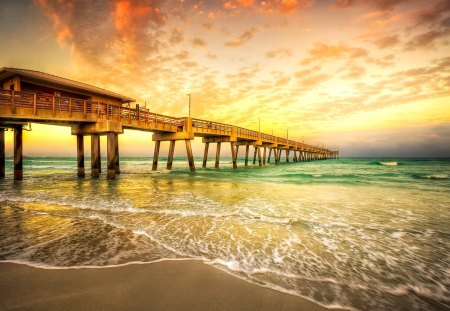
[379,162,398,166]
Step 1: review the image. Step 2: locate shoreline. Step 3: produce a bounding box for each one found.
[0,260,343,311]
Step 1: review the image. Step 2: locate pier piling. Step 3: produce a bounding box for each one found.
[107,132,117,179]
[215,142,221,168]
[0,129,4,178]
[231,142,237,169]
[185,140,195,172]
[14,127,23,180]
[253,146,257,165]
[167,140,175,170]
[263,147,266,165]
[202,142,209,168]
[115,134,120,174]
[152,141,160,171]
[91,134,100,178]
[245,145,249,166]
[77,135,85,177]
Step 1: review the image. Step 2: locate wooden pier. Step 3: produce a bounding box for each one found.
[0,68,339,180]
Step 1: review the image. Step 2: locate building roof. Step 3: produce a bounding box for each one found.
[0,67,135,102]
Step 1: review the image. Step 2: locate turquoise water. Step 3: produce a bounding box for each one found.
[0,157,449,310]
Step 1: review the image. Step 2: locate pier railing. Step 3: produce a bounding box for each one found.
[0,89,330,153]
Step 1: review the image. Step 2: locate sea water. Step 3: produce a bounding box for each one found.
[0,157,449,311]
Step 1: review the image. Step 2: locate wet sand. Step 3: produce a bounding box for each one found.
[0,260,335,311]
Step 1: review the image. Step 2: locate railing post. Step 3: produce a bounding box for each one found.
[51,96,55,116]
[12,90,16,114]
[33,93,37,115]
[69,98,72,117]
[83,100,87,117]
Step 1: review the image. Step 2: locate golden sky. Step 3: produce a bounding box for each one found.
[1,0,449,157]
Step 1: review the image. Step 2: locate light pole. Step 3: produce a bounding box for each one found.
[258,118,260,132]
[186,93,191,117]
[286,128,289,141]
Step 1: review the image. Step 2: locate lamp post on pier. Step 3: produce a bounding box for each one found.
[186,93,191,117]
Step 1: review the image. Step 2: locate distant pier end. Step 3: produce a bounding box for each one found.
[0,67,339,180]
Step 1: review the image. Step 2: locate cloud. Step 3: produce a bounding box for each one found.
[300,43,368,65]
[36,0,166,74]
[266,48,292,58]
[333,0,413,11]
[225,27,259,47]
[404,28,450,50]
[191,37,207,47]
[373,34,399,48]
[224,0,313,13]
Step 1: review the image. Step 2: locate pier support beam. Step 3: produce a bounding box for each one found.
[77,135,85,177]
[107,132,117,179]
[274,148,279,165]
[263,147,266,165]
[245,145,249,166]
[257,146,262,166]
[167,140,175,170]
[152,141,160,171]
[98,136,101,173]
[0,129,4,179]
[286,150,290,163]
[278,149,282,163]
[14,127,23,180]
[185,140,195,172]
[253,146,257,165]
[115,134,120,174]
[91,134,100,178]
[215,142,221,168]
[202,142,209,168]
[267,148,272,163]
[230,142,237,169]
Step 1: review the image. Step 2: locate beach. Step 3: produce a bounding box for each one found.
[0,260,331,311]
[0,157,449,310]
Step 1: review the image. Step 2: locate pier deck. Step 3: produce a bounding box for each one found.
[0,69,338,180]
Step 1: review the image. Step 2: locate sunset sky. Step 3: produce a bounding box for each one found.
[1,0,449,157]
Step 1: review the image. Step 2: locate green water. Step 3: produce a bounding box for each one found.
[0,157,449,310]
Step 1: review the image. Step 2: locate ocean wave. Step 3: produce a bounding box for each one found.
[412,174,449,180]
[378,161,399,166]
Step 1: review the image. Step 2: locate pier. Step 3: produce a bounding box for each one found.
[0,68,339,180]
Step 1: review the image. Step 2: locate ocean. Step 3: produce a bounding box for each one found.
[0,157,449,311]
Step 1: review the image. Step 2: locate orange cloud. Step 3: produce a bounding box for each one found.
[300,43,368,65]
[225,27,259,47]
[224,0,312,13]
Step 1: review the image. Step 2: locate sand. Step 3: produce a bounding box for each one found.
[0,260,334,311]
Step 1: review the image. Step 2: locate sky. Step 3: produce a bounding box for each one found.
[1,0,449,157]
